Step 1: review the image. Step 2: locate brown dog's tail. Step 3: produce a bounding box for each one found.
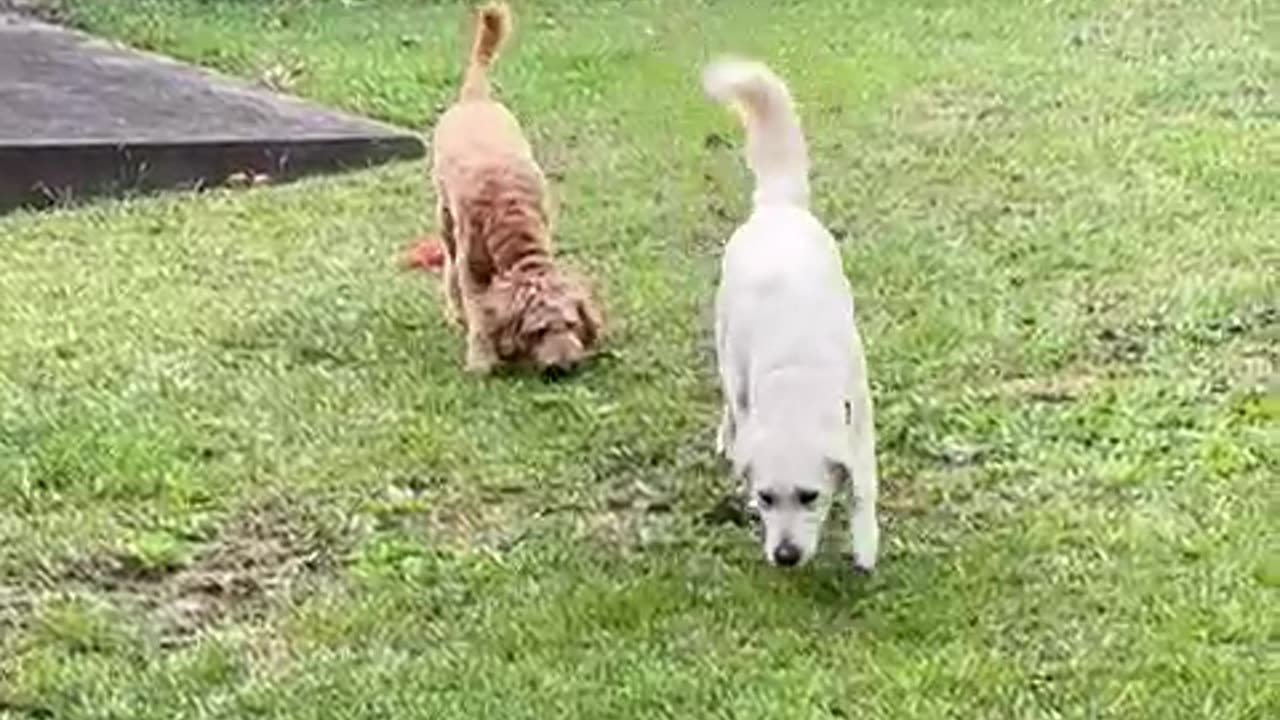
[459,3,511,101]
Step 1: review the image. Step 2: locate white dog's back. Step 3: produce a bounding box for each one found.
[704,57,880,571]
[718,206,855,416]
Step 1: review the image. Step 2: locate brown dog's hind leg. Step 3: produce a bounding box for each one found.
[437,195,466,328]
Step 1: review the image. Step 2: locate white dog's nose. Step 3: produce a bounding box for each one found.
[772,541,802,567]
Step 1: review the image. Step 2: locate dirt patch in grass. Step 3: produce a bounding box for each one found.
[892,82,1016,141]
[0,583,35,638]
[59,496,350,647]
[1091,303,1279,365]
[996,371,1101,404]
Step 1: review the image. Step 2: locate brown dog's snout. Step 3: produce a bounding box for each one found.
[534,331,584,374]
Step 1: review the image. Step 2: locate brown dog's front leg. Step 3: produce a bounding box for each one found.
[464,327,499,374]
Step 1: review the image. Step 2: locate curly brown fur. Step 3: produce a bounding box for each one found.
[428,3,603,375]
[482,261,603,371]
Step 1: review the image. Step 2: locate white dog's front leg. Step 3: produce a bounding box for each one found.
[848,445,879,573]
[847,380,880,573]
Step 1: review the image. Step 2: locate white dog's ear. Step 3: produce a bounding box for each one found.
[824,457,851,490]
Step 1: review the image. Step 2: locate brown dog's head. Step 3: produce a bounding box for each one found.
[483,266,602,375]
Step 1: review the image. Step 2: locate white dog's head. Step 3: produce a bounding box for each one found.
[734,430,850,567]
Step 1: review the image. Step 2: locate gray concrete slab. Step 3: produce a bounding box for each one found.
[0,12,424,212]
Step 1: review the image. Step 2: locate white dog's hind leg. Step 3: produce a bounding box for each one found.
[715,402,735,458]
[714,308,740,460]
[716,352,751,505]
[847,360,880,572]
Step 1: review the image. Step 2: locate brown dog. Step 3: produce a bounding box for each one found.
[429,3,602,375]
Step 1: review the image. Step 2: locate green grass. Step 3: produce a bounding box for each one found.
[2,0,1278,717]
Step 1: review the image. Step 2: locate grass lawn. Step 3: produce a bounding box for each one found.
[2,0,1277,717]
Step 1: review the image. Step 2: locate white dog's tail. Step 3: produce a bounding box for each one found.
[702,57,810,208]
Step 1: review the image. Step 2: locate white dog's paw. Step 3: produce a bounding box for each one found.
[849,497,879,575]
[849,531,879,575]
[850,554,876,575]
[849,517,879,575]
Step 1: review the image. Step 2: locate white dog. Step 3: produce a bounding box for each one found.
[703,58,880,571]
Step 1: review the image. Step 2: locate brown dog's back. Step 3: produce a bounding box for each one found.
[432,3,548,285]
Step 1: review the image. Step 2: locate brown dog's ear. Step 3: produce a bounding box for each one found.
[575,294,603,349]
[564,273,603,349]
[481,278,522,357]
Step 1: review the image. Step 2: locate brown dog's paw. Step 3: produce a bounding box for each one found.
[464,346,498,375]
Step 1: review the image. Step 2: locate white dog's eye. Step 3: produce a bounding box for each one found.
[796,488,819,507]
[757,491,777,508]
